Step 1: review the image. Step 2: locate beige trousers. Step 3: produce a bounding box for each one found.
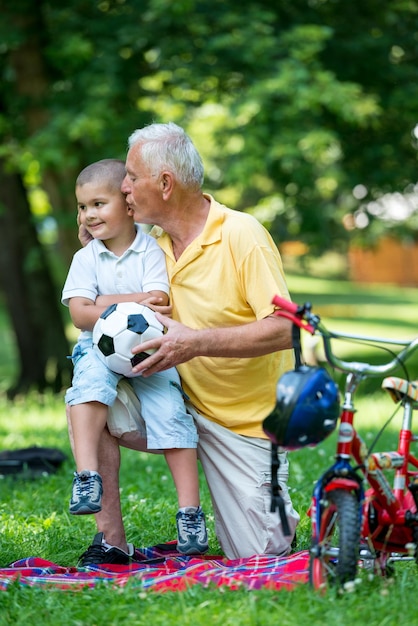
[108,380,300,559]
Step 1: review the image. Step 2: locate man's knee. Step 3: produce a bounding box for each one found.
[107,379,147,443]
[106,380,161,453]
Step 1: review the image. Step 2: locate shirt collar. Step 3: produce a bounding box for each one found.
[156,194,225,256]
[96,224,147,255]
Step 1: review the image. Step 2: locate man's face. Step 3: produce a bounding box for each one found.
[122,145,160,225]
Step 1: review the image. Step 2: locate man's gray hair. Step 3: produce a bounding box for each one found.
[128,122,204,191]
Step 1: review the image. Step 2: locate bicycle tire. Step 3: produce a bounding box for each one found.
[309,488,360,590]
[413,527,418,569]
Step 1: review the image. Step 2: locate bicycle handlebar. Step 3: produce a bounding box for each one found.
[272,294,300,315]
[273,295,418,377]
[272,295,319,334]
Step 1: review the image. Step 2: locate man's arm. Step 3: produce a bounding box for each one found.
[131,313,293,377]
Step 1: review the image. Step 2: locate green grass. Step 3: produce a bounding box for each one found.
[288,273,418,337]
[0,274,417,625]
[0,393,417,626]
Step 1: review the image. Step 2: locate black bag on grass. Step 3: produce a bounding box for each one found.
[0,446,67,477]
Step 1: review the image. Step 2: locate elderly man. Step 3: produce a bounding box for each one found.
[75,122,299,565]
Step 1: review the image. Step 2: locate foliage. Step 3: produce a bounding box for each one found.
[1,0,418,255]
[1,0,418,392]
[345,184,418,247]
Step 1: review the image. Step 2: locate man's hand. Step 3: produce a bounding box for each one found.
[130,312,294,377]
[140,299,172,317]
[78,223,93,247]
[131,314,198,376]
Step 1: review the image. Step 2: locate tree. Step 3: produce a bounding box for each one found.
[184,1,418,250]
[0,158,71,397]
[1,0,417,392]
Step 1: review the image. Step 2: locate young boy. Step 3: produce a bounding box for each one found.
[62,158,208,556]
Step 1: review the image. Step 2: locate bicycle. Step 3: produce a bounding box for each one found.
[266,295,418,590]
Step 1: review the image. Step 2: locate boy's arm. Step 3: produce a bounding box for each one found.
[95,291,169,308]
[69,290,169,331]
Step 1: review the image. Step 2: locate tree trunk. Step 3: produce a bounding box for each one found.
[6,5,81,266]
[0,158,72,397]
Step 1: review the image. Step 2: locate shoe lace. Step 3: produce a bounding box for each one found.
[179,511,202,535]
[78,542,106,566]
[75,473,99,498]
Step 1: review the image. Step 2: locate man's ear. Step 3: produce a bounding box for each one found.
[160,171,174,198]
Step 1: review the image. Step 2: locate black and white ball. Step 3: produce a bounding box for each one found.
[92,302,164,377]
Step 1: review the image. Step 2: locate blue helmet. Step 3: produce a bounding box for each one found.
[263,365,340,450]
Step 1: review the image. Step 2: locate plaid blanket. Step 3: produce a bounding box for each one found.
[0,542,309,592]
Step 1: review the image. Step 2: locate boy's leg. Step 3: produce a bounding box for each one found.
[70,401,108,472]
[67,406,126,545]
[130,369,199,506]
[73,426,137,565]
[66,385,142,560]
[66,342,121,472]
[66,343,122,515]
[130,368,198,450]
[164,448,200,508]
[164,447,208,555]
[190,406,300,560]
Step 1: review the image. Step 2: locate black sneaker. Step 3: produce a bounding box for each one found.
[70,470,103,515]
[176,506,209,555]
[77,532,135,566]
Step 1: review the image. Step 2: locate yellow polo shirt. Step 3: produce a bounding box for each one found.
[155,195,294,438]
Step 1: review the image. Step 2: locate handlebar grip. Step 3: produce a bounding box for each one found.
[277,310,316,335]
[272,295,299,314]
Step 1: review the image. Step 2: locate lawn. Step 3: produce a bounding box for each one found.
[0,273,417,625]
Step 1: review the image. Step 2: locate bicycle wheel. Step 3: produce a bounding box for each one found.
[309,488,361,590]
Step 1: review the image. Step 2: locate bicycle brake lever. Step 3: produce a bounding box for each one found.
[274,310,317,335]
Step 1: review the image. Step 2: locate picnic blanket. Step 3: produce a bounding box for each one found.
[0,542,309,592]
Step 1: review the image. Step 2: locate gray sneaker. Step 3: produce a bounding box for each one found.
[176,506,209,555]
[70,470,103,515]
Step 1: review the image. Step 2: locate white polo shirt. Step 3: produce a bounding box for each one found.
[62,225,169,341]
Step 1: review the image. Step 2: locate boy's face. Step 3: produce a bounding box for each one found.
[76,182,134,241]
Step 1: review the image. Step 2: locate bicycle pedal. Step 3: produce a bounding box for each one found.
[359,541,374,555]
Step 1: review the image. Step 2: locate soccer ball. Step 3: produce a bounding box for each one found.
[92,302,164,377]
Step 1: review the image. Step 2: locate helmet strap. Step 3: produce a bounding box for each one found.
[268,322,303,537]
[270,443,291,536]
[292,323,303,369]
